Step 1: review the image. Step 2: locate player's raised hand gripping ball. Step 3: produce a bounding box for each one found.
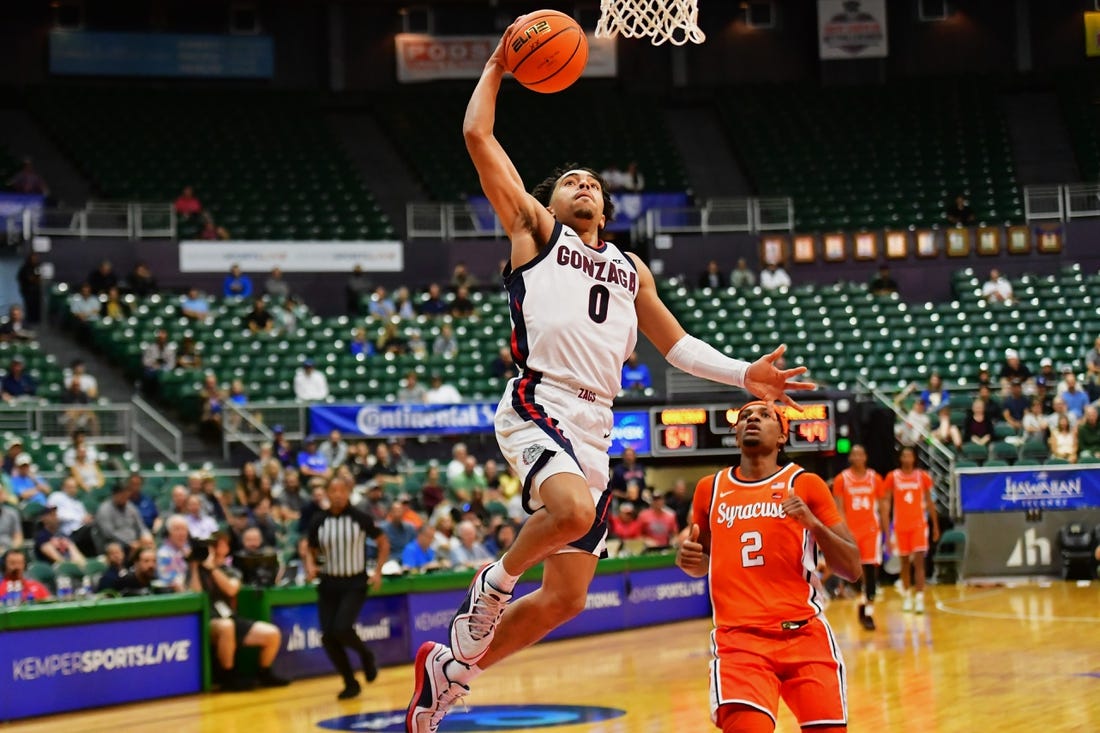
[503,10,588,93]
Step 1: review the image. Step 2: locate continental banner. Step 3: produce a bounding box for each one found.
[395,33,616,82]
[817,0,888,60]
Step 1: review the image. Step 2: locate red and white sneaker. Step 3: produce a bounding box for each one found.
[406,642,468,733]
[449,562,512,665]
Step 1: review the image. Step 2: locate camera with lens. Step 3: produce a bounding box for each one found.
[189,538,212,563]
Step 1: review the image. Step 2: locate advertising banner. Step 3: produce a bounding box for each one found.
[395,33,616,82]
[0,194,45,219]
[310,402,499,438]
[959,466,1100,513]
[269,595,409,679]
[0,615,201,720]
[609,410,651,458]
[624,566,710,627]
[961,508,1100,577]
[817,0,888,60]
[50,30,274,78]
[179,241,403,273]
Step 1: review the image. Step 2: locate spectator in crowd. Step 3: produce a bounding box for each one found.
[100,286,130,320]
[199,474,229,524]
[402,523,443,571]
[298,438,331,481]
[1048,397,1077,432]
[918,373,950,410]
[998,349,1031,394]
[446,443,470,485]
[319,430,348,469]
[406,327,428,359]
[418,465,446,517]
[484,522,516,559]
[367,286,396,320]
[945,194,975,226]
[894,398,930,447]
[729,258,756,290]
[1002,380,1029,435]
[128,261,158,297]
[964,399,995,448]
[189,532,289,690]
[376,321,407,355]
[177,336,202,370]
[977,384,1002,420]
[610,447,647,500]
[11,453,50,505]
[174,185,203,218]
[450,455,487,504]
[1037,357,1058,388]
[34,506,86,567]
[426,373,462,404]
[88,259,119,294]
[1021,398,1049,445]
[0,548,50,602]
[345,266,373,315]
[96,482,152,554]
[225,507,251,555]
[869,264,899,296]
[2,436,23,474]
[698,260,724,290]
[0,490,23,550]
[244,298,273,334]
[157,515,191,590]
[0,304,34,343]
[47,477,91,537]
[61,430,98,469]
[142,328,177,396]
[610,502,644,540]
[451,263,479,292]
[264,267,290,299]
[70,445,105,492]
[1077,407,1100,460]
[184,494,218,540]
[64,359,99,400]
[431,514,457,554]
[759,261,792,291]
[1,354,36,403]
[981,268,1014,305]
[367,442,405,494]
[6,157,49,196]
[419,283,449,317]
[349,327,375,358]
[198,213,231,240]
[393,287,417,320]
[223,264,253,299]
[272,297,299,334]
[17,252,43,324]
[1034,377,1054,414]
[397,371,427,404]
[69,283,101,327]
[294,359,330,402]
[382,499,418,556]
[200,372,227,438]
[272,426,295,467]
[1085,336,1100,400]
[59,371,98,436]
[491,346,519,380]
[252,497,280,548]
[637,491,678,548]
[450,286,475,318]
[181,287,210,321]
[1050,414,1078,463]
[620,351,652,393]
[360,483,390,523]
[236,462,261,506]
[1060,372,1090,421]
[449,520,492,569]
[622,161,645,192]
[95,542,127,592]
[930,405,963,450]
[432,324,458,358]
[107,545,159,595]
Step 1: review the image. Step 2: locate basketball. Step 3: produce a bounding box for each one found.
[503,10,588,94]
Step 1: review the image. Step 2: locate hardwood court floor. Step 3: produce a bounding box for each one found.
[9,582,1100,733]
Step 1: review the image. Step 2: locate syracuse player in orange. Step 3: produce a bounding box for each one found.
[677,401,860,733]
[832,444,888,630]
[883,445,939,614]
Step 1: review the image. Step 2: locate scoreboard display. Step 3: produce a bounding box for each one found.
[650,402,837,456]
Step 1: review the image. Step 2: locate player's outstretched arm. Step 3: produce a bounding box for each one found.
[463,15,554,265]
[628,253,815,407]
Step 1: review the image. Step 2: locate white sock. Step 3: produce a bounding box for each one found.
[485,558,520,593]
[446,660,483,685]
[915,591,924,602]
[865,603,874,616]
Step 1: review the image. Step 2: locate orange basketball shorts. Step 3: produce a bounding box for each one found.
[854,528,883,565]
[895,524,929,556]
[708,618,847,729]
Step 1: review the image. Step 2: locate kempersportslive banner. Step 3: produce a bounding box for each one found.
[0,615,201,720]
[395,33,616,82]
[959,465,1100,513]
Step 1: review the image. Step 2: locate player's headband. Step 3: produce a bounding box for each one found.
[556,168,599,186]
[736,401,789,438]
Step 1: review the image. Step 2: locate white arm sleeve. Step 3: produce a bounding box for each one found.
[664,334,750,388]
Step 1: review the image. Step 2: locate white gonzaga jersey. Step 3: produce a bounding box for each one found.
[504,221,639,403]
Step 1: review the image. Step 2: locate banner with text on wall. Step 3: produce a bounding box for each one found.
[958,466,1100,513]
[817,0,888,60]
[395,33,616,82]
[179,241,404,273]
[49,30,274,78]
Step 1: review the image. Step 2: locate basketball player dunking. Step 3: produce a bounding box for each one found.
[832,444,888,630]
[405,16,814,733]
[677,401,860,733]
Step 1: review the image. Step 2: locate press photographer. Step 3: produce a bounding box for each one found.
[235,526,281,588]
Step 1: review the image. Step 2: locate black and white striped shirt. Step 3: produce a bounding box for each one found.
[307,506,381,578]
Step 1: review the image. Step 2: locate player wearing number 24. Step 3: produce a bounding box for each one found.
[678,401,860,733]
[405,14,815,733]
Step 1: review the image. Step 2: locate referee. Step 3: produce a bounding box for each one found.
[305,475,390,699]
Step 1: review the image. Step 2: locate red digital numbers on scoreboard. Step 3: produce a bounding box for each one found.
[796,421,830,443]
[661,425,697,451]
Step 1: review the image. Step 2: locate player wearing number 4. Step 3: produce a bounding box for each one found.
[405,15,814,733]
[832,444,888,630]
[883,446,939,614]
[677,401,860,733]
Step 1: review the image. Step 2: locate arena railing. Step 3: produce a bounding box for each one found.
[407,201,504,240]
[1024,183,1100,222]
[221,400,309,460]
[131,395,184,463]
[28,201,176,240]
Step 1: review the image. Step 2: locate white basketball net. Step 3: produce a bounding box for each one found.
[595,0,706,46]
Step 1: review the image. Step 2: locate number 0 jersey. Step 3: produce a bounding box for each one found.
[504,221,639,404]
[693,463,842,629]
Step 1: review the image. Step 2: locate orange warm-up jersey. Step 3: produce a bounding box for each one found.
[883,468,933,530]
[832,468,885,537]
[693,462,842,629]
